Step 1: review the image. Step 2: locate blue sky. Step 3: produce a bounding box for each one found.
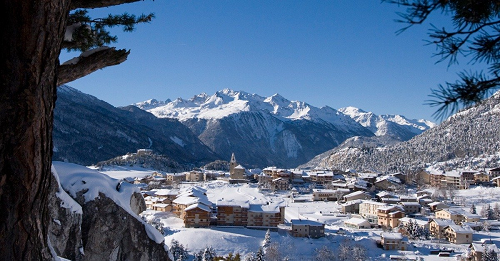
[60,1,483,121]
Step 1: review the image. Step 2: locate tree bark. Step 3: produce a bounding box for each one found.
[58,48,130,86]
[70,0,141,10]
[0,0,70,260]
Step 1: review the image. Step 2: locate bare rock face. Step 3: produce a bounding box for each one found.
[76,193,169,261]
[49,162,171,261]
[48,172,84,261]
[130,191,147,215]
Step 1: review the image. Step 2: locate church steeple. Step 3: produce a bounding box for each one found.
[229,153,245,181]
[230,153,237,175]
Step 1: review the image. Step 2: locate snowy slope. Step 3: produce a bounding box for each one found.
[137,89,365,131]
[53,86,218,167]
[139,180,500,260]
[305,91,500,172]
[133,89,436,168]
[134,89,378,168]
[52,161,165,244]
[339,106,435,140]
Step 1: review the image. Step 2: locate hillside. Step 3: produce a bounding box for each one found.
[302,92,500,172]
[338,106,435,141]
[53,86,218,168]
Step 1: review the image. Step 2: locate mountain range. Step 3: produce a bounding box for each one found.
[133,89,434,168]
[53,86,218,168]
[301,91,500,173]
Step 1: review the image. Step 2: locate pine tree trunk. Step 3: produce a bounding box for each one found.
[0,0,70,260]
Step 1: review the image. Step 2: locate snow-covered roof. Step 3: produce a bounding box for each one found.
[428,202,447,207]
[235,165,245,170]
[185,203,211,212]
[248,203,282,213]
[180,186,207,194]
[445,224,473,234]
[154,189,179,196]
[444,170,461,177]
[263,166,282,171]
[439,207,479,218]
[381,232,403,240]
[389,210,404,216]
[348,178,368,188]
[416,189,433,195]
[312,189,336,193]
[341,199,363,206]
[399,217,428,227]
[376,175,401,184]
[470,243,499,253]
[216,199,250,208]
[344,218,370,226]
[376,191,396,198]
[378,205,401,211]
[178,187,206,198]
[399,196,417,201]
[357,172,378,179]
[430,218,455,226]
[291,219,324,226]
[400,202,421,206]
[153,203,169,208]
[360,200,387,206]
[166,173,186,177]
[343,191,367,198]
[173,196,211,207]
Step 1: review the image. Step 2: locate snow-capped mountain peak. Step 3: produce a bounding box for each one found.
[133,90,434,137]
[338,106,434,139]
[133,98,171,111]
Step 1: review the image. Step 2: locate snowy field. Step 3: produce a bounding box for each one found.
[99,168,500,260]
[92,165,156,180]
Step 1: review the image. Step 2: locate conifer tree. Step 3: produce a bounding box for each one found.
[169,239,189,261]
[470,203,477,214]
[265,242,282,261]
[0,0,154,259]
[493,203,500,220]
[314,245,336,261]
[484,245,499,261]
[386,0,500,118]
[255,247,265,261]
[263,229,271,249]
[488,204,495,220]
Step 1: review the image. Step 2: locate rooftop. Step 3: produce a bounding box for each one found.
[291,219,324,226]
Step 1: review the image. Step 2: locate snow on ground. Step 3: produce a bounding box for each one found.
[91,165,156,180]
[153,181,500,260]
[53,162,165,244]
[93,166,500,260]
[203,181,269,204]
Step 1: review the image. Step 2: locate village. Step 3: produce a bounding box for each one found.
[117,150,500,260]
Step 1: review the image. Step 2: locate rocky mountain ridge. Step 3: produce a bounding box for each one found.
[301,91,500,172]
[338,106,436,141]
[134,89,434,168]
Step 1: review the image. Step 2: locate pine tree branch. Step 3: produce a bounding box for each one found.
[70,0,141,10]
[57,47,130,86]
